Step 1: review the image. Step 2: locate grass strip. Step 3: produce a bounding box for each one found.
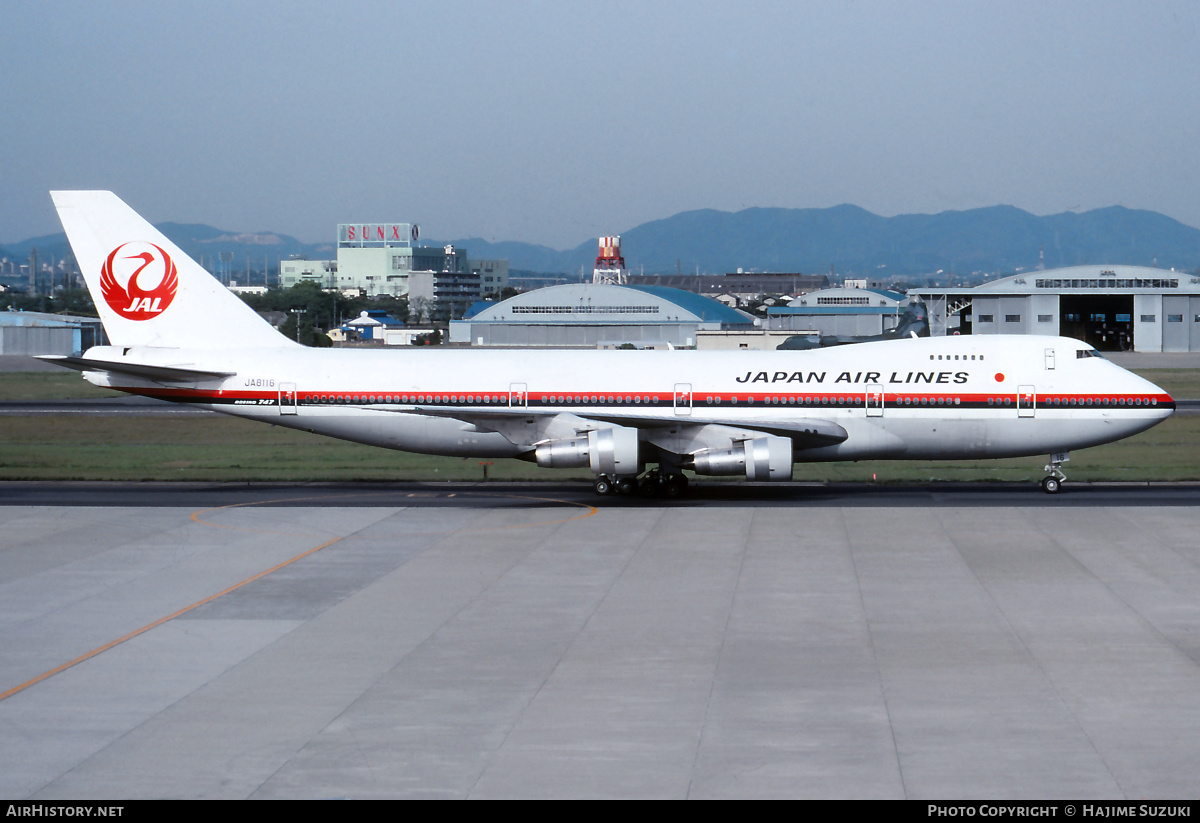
[0,414,1194,483]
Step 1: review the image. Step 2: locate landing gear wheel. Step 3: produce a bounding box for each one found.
[617,477,637,495]
[661,474,688,498]
[1042,452,1068,495]
[638,469,662,497]
[594,477,614,495]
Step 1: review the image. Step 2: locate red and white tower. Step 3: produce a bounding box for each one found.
[592,236,628,285]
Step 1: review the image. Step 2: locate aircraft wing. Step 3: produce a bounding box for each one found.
[407,405,848,450]
[664,416,847,447]
[37,355,236,383]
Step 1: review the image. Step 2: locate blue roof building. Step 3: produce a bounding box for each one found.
[449,283,755,348]
[335,310,406,342]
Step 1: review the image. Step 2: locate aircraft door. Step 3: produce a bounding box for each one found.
[865,384,884,417]
[509,383,527,408]
[279,383,297,415]
[1045,348,1056,370]
[1018,385,1036,418]
[674,383,693,416]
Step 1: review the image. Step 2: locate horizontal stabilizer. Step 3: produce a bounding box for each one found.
[37,355,235,383]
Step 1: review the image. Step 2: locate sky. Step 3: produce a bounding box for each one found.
[3,0,1199,250]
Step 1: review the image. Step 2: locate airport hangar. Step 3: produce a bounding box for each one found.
[0,310,106,356]
[915,264,1200,352]
[448,282,757,348]
[764,284,910,337]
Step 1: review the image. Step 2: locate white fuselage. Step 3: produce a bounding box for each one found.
[80,334,1174,466]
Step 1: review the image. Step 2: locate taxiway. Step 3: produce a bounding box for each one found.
[2,482,1200,798]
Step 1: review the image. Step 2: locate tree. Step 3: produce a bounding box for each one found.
[238,283,371,336]
[1,288,97,317]
[410,296,433,324]
[371,294,409,324]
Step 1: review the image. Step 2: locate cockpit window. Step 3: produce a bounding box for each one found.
[1076,349,1104,359]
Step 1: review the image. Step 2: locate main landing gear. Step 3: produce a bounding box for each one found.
[593,469,689,498]
[1041,451,1069,494]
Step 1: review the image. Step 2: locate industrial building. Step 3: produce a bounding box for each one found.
[916,264,1200,352]
[449,283,755,347]
[628,271,828,300]
[277,260,336,288]
[766,283,910,336]
[278,222,508,302]
[0,310,106,355]
[755,265,1200,353]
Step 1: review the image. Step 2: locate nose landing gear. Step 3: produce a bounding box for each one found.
[1041,451,1069,494]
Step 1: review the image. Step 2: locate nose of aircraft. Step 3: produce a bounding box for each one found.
[1103,369,1176,442]
[1135,371,1176,418]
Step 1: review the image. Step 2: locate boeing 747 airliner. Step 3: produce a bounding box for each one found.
[43,191,1175,495]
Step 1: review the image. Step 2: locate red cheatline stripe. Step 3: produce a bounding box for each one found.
[118,385,1175,408]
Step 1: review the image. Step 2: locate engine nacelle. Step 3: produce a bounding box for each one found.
[534,426,640,475]
[534,437,591,469]
[690,435,793,481]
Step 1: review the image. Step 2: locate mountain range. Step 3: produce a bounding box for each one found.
[4,204,1198,279]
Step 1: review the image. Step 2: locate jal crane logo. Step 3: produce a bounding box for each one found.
[100,242,179,320]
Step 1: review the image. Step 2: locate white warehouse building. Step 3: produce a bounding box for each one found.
[766,285,910,336]
[916,265,1200,352]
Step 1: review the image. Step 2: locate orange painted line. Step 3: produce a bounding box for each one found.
[1,489,597,702]
[0,535,341,703]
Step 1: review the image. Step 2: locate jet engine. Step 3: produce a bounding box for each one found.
[689,435,793,481]
[534,426,640,476]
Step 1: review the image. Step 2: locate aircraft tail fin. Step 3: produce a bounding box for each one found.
[50,191,294,349]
